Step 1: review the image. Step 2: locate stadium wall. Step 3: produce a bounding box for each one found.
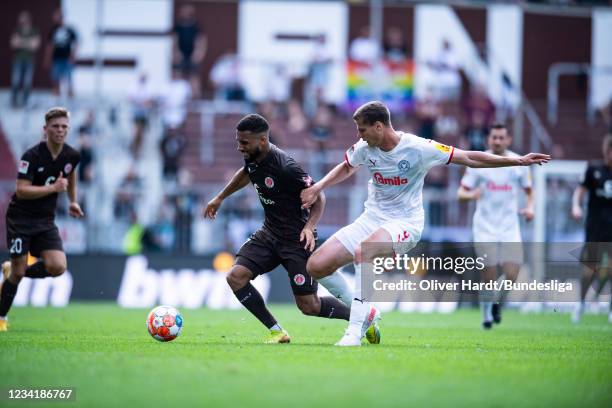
[238,1,348,103]
[522,11,591,99]
[591,8,612,108]
[174,0,238,95]
[487,5,523,104]
[1,0,602,103]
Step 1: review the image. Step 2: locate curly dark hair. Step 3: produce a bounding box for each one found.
[236,114,269,134]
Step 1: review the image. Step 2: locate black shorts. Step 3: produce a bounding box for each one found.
[235,229,317,296]
[580,242,612,265]
[585,227,612,243]
[6,212,63,258]
[581,228,612,264]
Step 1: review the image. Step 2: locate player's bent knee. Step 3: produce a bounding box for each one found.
[306,257,326,279]
[353,246,362,265]
[225,273,243,291]
[10,267,26,280]
[305,258,318,277]
[226,267,251,291]
[46,262,66,277]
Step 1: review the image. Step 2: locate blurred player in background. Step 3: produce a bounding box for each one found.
[571,134,612,323]
[1,107,84,331]
[457,123,534,329]
[301,101,550,346]
[204,114,355,343]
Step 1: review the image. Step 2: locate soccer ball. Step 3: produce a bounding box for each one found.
[146,305,183,342]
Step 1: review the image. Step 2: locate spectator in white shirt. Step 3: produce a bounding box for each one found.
[349,26,380,64]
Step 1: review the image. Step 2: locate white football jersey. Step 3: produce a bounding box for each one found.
[344,132,454,228]
[460,150,531,239]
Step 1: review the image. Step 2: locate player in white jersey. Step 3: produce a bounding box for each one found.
[300,101,550,346]
[457,124,534,329]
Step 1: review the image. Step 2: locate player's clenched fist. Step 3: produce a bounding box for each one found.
[51,171,68,193]
[571,205,583,221]
[203,196,223,219]
[69,202,84,218]
[519,206,534,221]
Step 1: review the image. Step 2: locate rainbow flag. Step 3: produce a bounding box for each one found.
[346,59,414,113]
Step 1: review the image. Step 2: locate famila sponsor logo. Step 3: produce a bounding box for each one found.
[373,172,408,186]
[486,181,512,191]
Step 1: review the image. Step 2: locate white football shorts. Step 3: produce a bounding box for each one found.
[473,225,523,266]
[332,210,422,256]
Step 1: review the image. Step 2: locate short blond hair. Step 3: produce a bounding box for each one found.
[45,107,70,124]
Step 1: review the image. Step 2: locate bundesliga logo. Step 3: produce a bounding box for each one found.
[373,172,408,186]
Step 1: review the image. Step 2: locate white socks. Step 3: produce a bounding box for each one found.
[318,271,353,307]
[481,301,493,323]
[480,289,494,323]
[346,263,369,339]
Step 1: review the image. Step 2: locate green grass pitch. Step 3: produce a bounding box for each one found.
[0,304,610,407]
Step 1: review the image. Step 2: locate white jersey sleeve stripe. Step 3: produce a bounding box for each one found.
[344,151,355,167]
[446,146,455,165]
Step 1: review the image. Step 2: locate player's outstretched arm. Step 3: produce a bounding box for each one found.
[300,191,326,251]
[203,168,250,219]
[301,162,357,209]
[67,169,84,218]
[451,149,550,168]
[15,171,68,200]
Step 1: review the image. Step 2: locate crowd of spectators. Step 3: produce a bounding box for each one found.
[10,9,78,106]
[7,6,576,255]
[5,5,501,254]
